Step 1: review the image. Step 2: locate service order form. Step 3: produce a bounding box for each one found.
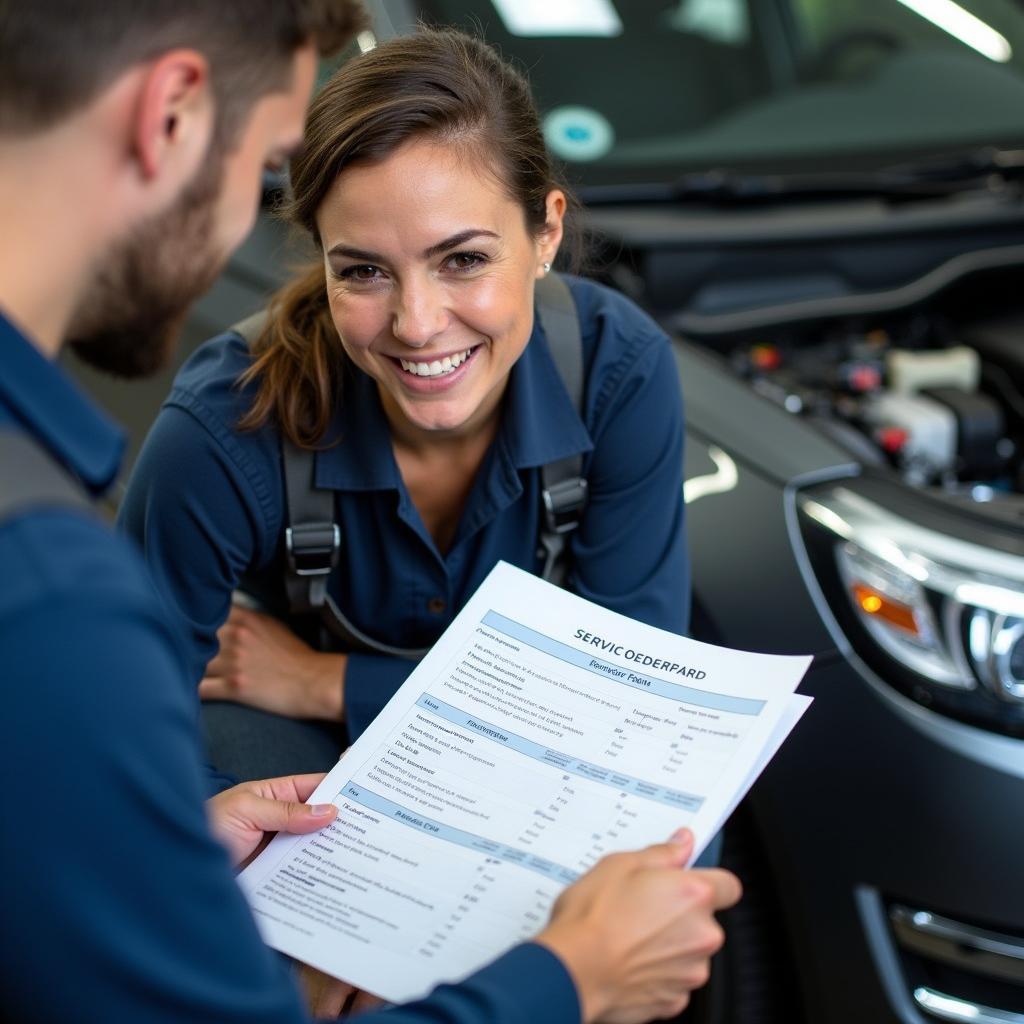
[240,562,812,1002]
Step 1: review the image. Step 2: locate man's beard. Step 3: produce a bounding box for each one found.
[68,154,227,379]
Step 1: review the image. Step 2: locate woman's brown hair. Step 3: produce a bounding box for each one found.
[238,27,580,448]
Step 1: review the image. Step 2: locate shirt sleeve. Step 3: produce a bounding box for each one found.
[344,652,419,739]
[118,394,274,685]
[572,330,690,635]
[1,572,310,1024]
[1,562,581,1024]
[377,944,580,1024]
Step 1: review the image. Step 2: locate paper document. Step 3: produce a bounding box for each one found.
[240,562,812,1001]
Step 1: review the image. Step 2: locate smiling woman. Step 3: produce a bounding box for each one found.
[118,28,690,784]
[316,138,561,444]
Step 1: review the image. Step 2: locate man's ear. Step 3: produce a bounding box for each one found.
[132,49,213,182]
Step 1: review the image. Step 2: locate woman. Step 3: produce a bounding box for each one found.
[119,28,689,781]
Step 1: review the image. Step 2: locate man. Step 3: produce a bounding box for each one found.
[0,4,741,1022]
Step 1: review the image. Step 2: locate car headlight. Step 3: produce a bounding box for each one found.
[797,481,1024,737]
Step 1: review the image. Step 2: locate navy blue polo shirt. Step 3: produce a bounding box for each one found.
[120,276,689,739]
[0,309,578,1023]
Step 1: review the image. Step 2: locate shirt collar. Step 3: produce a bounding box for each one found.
[0,309,126,494]
[314,361,400,491]
[313,312,593,491]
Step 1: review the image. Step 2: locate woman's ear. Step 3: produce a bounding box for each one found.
[536,189,567,276]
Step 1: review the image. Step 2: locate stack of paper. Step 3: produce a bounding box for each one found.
[241,562,812,1002]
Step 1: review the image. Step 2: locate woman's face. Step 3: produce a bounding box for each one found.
[316,138,564,442]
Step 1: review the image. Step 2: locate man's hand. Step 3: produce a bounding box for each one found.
[536,829,742,1024]
[298,965,387,1019]
[299,965,359,1019]
[199,605,346,720]
[207,773,338,867]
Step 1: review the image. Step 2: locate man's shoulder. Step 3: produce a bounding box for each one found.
[0,506,171,627]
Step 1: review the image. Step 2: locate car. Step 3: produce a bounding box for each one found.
[70,2,1024,1022]
[370,3,1024,1023]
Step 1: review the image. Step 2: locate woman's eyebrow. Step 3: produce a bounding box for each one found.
[327,244,383,262]
[326,229,499,265]
[422,229,498,259]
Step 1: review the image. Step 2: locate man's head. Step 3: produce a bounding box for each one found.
[0,0,365,375]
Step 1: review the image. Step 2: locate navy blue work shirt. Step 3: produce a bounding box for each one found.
[120,276,689,740]
[0,309,579,1023]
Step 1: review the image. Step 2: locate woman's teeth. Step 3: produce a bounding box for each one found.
[399,348,474,378]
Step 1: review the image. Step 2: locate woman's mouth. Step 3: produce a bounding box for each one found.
[397,345,478,378]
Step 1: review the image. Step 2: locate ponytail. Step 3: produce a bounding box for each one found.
[237,261,343,449]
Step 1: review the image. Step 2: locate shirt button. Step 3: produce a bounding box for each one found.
[427,596,447,615]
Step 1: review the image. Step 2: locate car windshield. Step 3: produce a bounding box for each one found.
[403,0,1024,187]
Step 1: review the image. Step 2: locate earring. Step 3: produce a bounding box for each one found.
[542,261,552,274]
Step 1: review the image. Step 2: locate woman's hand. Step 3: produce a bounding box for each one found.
[535,829,741,1024]
[199,605,346,720]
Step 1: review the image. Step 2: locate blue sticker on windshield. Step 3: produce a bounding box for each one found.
[543,106,615,162]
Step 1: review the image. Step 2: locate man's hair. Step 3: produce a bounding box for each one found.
[0,1,366,143]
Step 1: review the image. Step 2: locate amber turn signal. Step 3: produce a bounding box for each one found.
[852,583,920,636]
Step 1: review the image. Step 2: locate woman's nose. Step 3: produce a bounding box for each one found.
[392,279,449,348]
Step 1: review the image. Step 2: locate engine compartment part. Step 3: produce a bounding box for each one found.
[861,393,957,481]
[922,388,1007,480]
[886,346,980,395]
[727,309,1024,503]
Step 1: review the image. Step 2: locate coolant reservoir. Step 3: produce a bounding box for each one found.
[862,392,957,476]
[886,346,980,394]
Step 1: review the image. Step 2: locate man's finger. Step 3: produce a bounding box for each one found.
[243,792,337,835]
[689,867,743,911]
[281,772,330,804]
[668,827,694,847]
[198,676,231,700]
[256,772,330,804]
[299,965,356,1018]
[634,831,695,870]
[226,604,253,625]
[204,647,229,673]
[349,989,388,1014]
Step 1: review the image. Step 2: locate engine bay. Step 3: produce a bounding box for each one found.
[715,270,1024,507]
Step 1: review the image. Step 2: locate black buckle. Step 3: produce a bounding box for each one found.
[285,523,340,577]
[542,478,588,535]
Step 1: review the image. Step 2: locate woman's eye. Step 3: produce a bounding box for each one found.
[446,252,487,272]
[340,265,383,283]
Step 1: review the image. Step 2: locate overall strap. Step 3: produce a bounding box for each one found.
[282,437,429,659]
[534,273,588,586]
[0,428,93,524]
[230,311,428,659]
